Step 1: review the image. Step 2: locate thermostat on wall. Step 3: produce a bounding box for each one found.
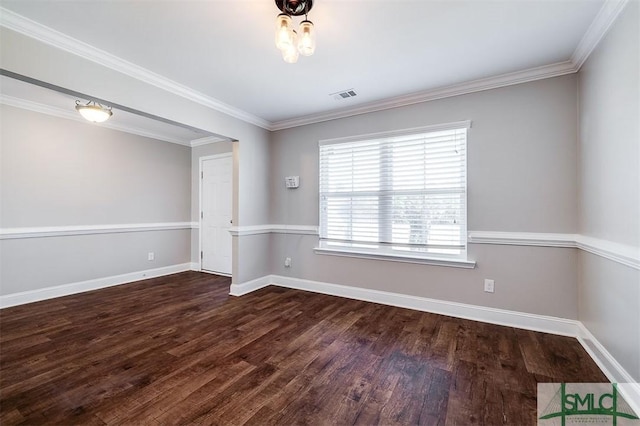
[285,176,299,188]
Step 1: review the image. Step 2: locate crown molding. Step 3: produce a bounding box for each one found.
[190,135,229,147]
[269,61,577,130]
[0,94,193,146]
[0,7,271,131]
[1,0,627,133]
[571,0,630,70]
[263,0,631,131]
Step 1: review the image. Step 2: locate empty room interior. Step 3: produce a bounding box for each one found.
[0,0,638,424]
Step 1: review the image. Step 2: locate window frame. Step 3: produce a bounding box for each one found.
[315,120,475,269]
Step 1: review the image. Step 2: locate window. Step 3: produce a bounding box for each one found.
[317,121,473,267]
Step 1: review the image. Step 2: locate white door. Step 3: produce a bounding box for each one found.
[201,154,232,275]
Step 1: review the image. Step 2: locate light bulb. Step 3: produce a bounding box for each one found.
[275,14,293,50]
[297,20,316,56]
[75,103,112,123]
[282,30,299,63]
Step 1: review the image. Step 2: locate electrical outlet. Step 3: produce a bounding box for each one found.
[148,252,155,261]
[484,279,495,293]
[284,257,292,268]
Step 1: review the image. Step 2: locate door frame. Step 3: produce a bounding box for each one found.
[198,153,233,276]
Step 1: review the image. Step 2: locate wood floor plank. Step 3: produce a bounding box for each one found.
[0,271,608,425]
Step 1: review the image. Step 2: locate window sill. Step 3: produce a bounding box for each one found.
[313,246,476,269]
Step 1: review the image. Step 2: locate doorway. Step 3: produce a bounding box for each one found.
[199,153,233,275]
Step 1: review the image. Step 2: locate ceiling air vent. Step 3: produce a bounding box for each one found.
[330,89,357,101]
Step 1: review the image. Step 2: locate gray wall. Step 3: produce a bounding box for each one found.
[2,6,638,385]
[268,75,580,319]
[1,26,273,285]
[270,75,578,233]
[577,1,640,381]
[1,230,190,295]
[0,105,191,295]
[578,2,639,247]
[271,235,578,318]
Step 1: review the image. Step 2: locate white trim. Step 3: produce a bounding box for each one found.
[0,222,196,240]
[468,231,577,248]
[229,224,319,237]
[229,225,272,237]
[571,0,630,69]
[198,153,233,275]
[270,62,576,130]
[270,225,319,235]
[318,120,472,146]
[1,1,626,133]
[200,269,232,278]
[232,274,639,404]
[225,228,639,270]
[270,0,628,131]
[0,263,191,309]
[577,323,639,383]
[313,246,476,269]
[576,235,640,270]
[189,262,200,271]
[0,7,270,130]
[272,275,579,336]
[0,94,192,146]
[577,323,640,416]
[237,275,580,336]
[469,231,639,270]
[229,275,272,296]
[190,135,229,147]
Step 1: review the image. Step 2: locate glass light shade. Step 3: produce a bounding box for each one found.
[282,31,299,63]
[75,104,112,123]
[275,14,294,50]
[297,20,316,56]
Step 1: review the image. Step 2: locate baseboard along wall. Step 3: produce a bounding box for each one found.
[0,263,193,309]
[230,274,579,336]
[1,262,636,413]
[230,273,640,414]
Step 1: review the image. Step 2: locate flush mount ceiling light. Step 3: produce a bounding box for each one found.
[274,0,315,64]
[75,100,113,123]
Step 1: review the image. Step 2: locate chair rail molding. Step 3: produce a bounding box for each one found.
[229,224,319,237]
[0,222,198,240]
[468,231,639,270]
[467,231,577,248]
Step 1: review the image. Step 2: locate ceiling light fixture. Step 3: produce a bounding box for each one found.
[75,100,113,123]
[275,0,315,64]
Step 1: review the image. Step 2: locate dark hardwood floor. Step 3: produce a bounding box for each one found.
[0,271,606,425]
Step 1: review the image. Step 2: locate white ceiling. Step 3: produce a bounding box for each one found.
[1,0,605,126]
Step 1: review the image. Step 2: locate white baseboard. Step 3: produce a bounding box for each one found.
[577,323,640,414]
[233,273,638,408]
[269,274,579,337]
[229,275,272,296]
[189,262,200,271]
[0,263,192,309]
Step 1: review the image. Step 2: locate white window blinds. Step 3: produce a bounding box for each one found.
[319,125,467,253]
